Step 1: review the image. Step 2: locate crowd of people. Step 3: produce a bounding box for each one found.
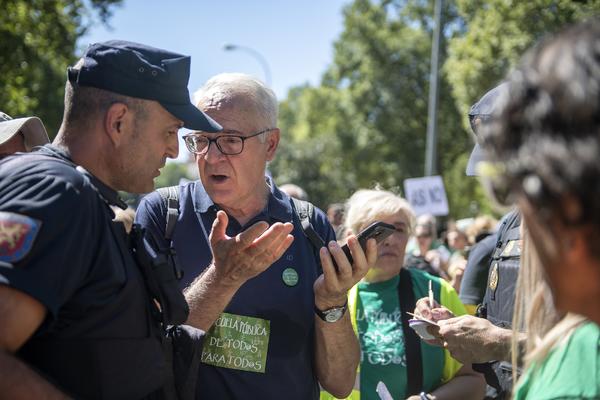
[0,18,598,400]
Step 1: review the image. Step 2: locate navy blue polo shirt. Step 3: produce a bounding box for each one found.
[136,180,336,400]
[0,145,166,399]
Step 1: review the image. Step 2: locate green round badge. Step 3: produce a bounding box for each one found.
[282,267,299,287]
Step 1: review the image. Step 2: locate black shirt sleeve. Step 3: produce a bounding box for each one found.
[459,232,497,306]
[0,167,96,319]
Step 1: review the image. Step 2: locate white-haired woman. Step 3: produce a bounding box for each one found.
[321,189,485,400]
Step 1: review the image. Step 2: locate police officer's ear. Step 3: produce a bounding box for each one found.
[265,128,280,162]
[104,102,132,147]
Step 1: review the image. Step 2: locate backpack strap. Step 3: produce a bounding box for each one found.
[291,197,326,249]
[398,268,424,396]
[156,185,183,280]
[157,186,180,242]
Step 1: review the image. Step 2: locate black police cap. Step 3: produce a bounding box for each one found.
[68,40,222,132]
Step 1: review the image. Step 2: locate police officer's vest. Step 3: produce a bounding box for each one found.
[19,220,169,400]
[7,152,189,400]
[476,210,521,399]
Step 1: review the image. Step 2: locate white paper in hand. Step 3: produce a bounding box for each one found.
[376,381,394,400]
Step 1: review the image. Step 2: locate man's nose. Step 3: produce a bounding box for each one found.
[166,134,179,159]
[203,140,226,163]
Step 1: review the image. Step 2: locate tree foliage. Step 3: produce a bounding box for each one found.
[154,161,195,189]
[0,0,122,137]
[272,0,469,211]
[443,0,600,217]
[446,0,600,127]
[272,0,600,217]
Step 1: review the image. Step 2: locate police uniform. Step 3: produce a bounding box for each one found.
[465,83,520,399]
[0,40,221,399]
[0,146,167,399]
[459,232,497,313]
[474,210,521,399]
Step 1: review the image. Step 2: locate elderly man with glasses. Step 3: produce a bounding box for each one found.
[136,73,375,400]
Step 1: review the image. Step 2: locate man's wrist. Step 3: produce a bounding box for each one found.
[314,299,348,323]
[314,294,348,311]
[491,326,514,362]
[201,263,243,290]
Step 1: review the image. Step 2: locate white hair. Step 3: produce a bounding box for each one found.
[344,188,416,235]
[193,73,278,129]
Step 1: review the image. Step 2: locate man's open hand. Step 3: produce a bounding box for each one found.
[209,210,294,288]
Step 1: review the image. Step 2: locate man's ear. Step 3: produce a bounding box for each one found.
[104,103,130,146]
[265,128,280,162]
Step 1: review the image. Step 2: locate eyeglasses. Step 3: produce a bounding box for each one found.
[183,128,273,155]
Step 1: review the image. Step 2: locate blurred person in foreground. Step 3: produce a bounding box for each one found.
[480,19,600,398]
[136,73,375,399]
[0,40,229,399]
[0,111,49,158]
[415,82,524,400]
[321,188,485,400]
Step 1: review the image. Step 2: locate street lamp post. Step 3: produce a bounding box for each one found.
[424,0,443,176]
[223,43,272,87]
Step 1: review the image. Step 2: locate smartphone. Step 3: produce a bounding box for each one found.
[337,221,396,267]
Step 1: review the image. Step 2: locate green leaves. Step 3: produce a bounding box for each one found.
[273,0,467,212]
[155,161,195,189]
[446,0,600,130]
[0,0,122,137]
[273,0,599,218]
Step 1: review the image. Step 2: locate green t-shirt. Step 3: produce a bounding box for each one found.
[514,321,600,400]
[356,276,406,400]
[320,269,466,400]
[355,272,452,400]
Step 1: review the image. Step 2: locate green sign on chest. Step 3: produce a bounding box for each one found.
[201,312,271,373]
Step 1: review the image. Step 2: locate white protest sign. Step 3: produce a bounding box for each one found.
[403,175,449,216]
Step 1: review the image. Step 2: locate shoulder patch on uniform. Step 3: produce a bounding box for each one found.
[500,239,522,257]
[0,212,42,263]
[489,262,499,291]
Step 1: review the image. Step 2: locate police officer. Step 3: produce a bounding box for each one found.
[465,84,522,399]
[0,40,226,399]
[415,84,524,399]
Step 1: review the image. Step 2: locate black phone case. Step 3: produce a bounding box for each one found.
[338,221,396,266]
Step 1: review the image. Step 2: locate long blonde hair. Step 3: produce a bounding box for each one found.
[511,221,586,384]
